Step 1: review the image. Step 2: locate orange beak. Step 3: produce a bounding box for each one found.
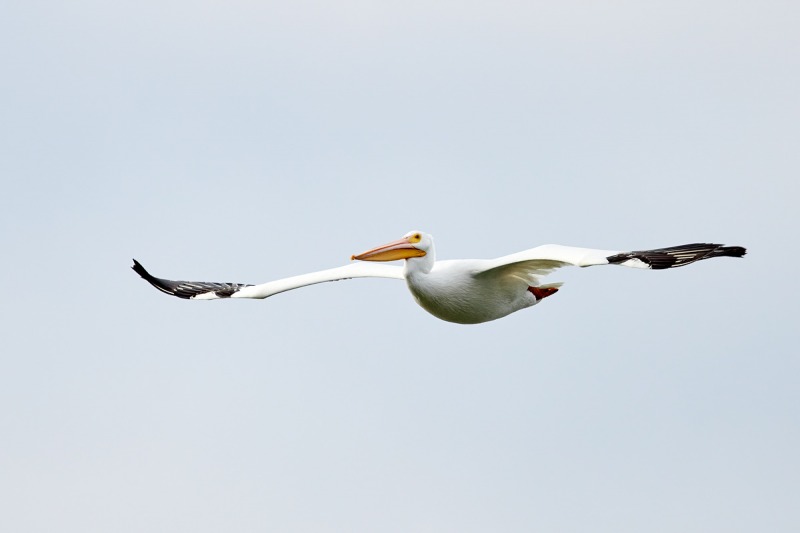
[351,237,426,262]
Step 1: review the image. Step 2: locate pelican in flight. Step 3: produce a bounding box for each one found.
[132,231,746,324]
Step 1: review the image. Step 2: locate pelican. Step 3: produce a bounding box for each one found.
[132,231,746,324]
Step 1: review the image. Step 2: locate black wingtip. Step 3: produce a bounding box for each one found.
[131,259,253,299]
[719,246,747,258]
[131,259,182,297]
[131,258,152,280]
[607,243,748,270]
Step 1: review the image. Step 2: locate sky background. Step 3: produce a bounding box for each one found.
[1,1,798,531]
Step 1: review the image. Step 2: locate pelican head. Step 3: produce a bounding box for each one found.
[351,230,432,262]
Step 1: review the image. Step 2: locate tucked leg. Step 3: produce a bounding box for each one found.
[528,286,558,301]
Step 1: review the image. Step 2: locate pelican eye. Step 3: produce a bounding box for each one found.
[408,233,422,243]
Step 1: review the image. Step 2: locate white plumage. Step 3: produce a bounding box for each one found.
[133,230,746,324]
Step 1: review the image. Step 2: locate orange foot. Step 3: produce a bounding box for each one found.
[528,286,559,301]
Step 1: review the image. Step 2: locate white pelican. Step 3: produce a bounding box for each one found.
[132,231,746,324]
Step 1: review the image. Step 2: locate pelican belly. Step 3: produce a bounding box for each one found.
[405,261,535,324]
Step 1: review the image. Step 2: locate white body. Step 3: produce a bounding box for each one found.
[399,243,618,324]
[405,259,529,324]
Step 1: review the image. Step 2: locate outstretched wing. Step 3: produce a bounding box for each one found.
[132,259,405,300]
[475,243,747,281]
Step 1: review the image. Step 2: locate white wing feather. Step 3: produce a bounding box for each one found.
[233,263,404,299]
[474,244,622,281]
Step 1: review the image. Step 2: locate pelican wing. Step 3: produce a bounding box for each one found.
[132,259,404,300]
[475,243,747,280]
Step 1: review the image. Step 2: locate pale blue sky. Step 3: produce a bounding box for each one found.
[1,1,798,532]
